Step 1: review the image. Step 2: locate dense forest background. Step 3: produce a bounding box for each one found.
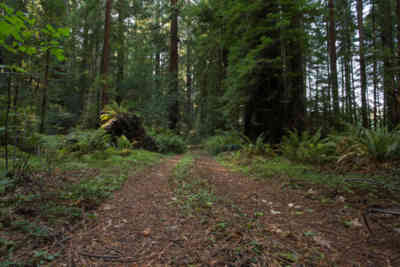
[1,0,400,265]
[1,0,400,142]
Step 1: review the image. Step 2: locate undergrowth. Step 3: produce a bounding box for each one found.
[0,131,162,265]
[169,155,216,215]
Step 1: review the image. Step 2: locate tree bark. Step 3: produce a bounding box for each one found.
[100,0,112,109]
[357,0,369,128]
[372,0,378,128]
[116,0,126,105]
[395,0,400,127]
[39,50,50,133]
[380,0,395,129]
[168,0,179,130]
[328,0,339,116]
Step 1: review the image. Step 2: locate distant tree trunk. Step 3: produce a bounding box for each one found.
[372,0,378,128]
[357,0,369,128]
[186,39,193,128]
[100,0,112,109]
[328,0,339,116]
[168,0,179,130]
[342,0,354,123]
[5,74,11,171]
[39,50,50,133]
[79,8,90,115]
[116,0,126,105]
[380,0,395,129]
[286,7,305,133]
[155,0,161,91]
[395,0,400,127]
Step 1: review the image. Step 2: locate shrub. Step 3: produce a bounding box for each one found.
[241,133,277,156]
[334,126,400,164]
[280,129,337,164]
[153,132,187,154]
[116,135,132,150]
[204,131,244,155]
[64,129,112,154]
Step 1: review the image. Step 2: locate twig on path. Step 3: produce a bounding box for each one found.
[79,251,120,259]
[79,251,137,263]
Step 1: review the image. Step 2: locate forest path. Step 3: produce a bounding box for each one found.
[58,151,399,266]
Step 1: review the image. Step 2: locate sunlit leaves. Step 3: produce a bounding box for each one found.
[0,3,70,68]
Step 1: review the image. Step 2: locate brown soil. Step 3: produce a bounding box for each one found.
[56,152,400,266]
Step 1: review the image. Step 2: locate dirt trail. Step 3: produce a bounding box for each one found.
[58,152,400,266]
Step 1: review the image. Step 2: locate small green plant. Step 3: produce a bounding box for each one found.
[171,155,217,213]
[116,135,132,150]
[153,132,187,154]
[64,129,112,155]
[280,129,337,164]
[204,131,244,155]
[32,250,59,265]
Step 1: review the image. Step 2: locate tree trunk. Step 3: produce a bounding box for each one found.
[328,0,340,116]
[357,0,369,128]
[168,0,179,130]
[116,0,126,106]
[155,0,161,91]
[79,7,90,115]
[380,0,395,129]
[372,0,378,128]
[395,0,400,127]
[100,0,112,109]
[39,50,50,133]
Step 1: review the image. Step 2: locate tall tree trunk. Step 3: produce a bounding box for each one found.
[79,8,90,115]
[328,0,340,116]
[380,0,395,129]
[372,0,378,128]
[186,39,193,128]
[357,0,369,128]
[100,0,112,109]
[395,0,400,127]
[155,0,161,91]
[116,0,126,105]
[39,50,50,133]
[168,0,179,130]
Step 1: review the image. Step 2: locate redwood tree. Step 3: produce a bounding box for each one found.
[357,0,369,128]
[168,0,179,130]
[100,0,112,108]
[328,0,339,116]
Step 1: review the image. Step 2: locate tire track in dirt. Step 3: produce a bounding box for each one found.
[190,152,400,266]
[57,155,183,266]
[57,152,400,266]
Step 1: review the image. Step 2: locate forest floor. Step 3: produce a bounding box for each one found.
[53,151,400,266]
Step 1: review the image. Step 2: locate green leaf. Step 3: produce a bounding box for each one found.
[46,24,55,32]
[58,27,70,37]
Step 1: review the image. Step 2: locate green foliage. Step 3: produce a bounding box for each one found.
[0,3,69,65]
[171,155,216,213]
[63,129,112,155]
[358,128,400,162]
[151,131,187,154]
[116,135,132,150]
[330,125,400,166]
[204,131,244,155]
[241,133,276,157]
[280,129,337,164]
[100,102,129,128]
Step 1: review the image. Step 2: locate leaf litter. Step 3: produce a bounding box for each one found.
[52,151,400,266]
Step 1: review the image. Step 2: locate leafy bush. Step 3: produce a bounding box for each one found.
[204,131,244,155]
[116,135,132,150]
[152,132,187,154]
[241,133,277,156]
[280,129,337,164]
[334,126,400,164]
[64,129,112,155]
